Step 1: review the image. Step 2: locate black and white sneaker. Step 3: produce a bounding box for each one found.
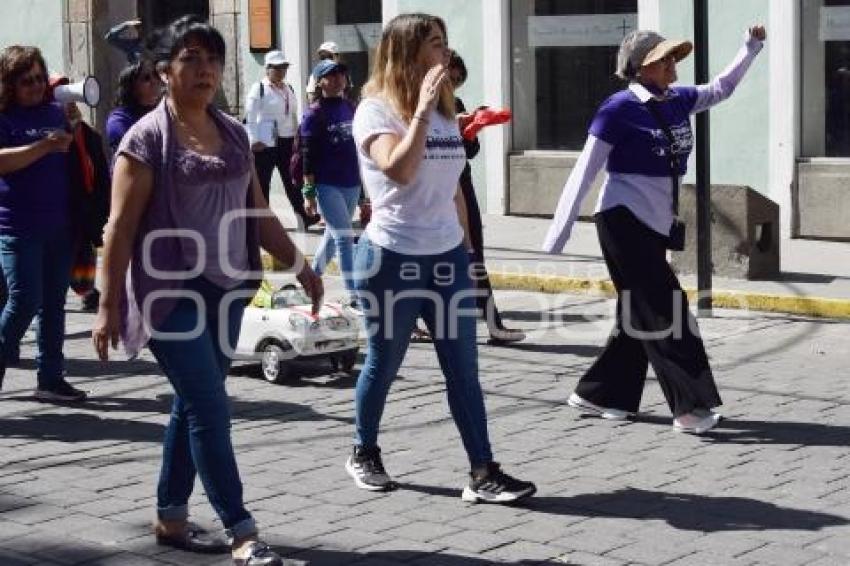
[461,462,536,504]
[35,380,88,403]
[345,445,395,491]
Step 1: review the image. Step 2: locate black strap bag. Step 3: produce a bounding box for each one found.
[646,100,687,251]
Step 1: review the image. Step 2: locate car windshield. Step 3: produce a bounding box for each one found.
[271,288,312,308]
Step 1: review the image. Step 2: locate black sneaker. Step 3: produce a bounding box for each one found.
[461,462,536,504]
[35,380,88,403]
[345,445,395,491]
[81,289,100,313]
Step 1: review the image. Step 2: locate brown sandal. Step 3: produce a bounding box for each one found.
[155,523,229,554]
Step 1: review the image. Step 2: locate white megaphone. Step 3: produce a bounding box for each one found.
[51,76,101,107]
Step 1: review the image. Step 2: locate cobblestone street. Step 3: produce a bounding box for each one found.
[1,289,849,565]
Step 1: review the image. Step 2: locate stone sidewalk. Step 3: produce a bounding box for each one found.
[1,288,850,565]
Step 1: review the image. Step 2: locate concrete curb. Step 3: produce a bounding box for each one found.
[488,272,850,320]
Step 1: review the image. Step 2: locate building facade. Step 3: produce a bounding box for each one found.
[1,0,847,240]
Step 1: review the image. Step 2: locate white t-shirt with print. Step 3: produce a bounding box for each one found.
[352,97,466,255]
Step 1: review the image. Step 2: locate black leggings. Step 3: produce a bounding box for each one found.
[459,166,505,330]
[253,138,309,222]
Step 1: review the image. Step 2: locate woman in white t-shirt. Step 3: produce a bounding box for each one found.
[346,13,535,504]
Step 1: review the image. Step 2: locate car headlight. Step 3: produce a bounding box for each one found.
[325,317,350,330]
[289,314,308,330]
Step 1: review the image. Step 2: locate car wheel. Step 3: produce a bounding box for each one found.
[340,348,358,373]
[261,343,290,384]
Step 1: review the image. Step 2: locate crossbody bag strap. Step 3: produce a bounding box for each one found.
[645,100,681,216]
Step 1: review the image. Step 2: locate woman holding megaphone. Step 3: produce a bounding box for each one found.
[0,45,85,401]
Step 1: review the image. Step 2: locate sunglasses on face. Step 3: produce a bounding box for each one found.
[268,64,289,71]
[17,73,46,87]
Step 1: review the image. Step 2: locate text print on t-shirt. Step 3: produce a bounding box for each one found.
[12,126,65,142]
[326,121,353,145]
[650,121,693,159]
[425,125,465,162]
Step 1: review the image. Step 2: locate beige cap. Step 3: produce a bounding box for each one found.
[641,39,693,67]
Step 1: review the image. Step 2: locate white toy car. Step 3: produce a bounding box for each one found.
[235,284,360,383]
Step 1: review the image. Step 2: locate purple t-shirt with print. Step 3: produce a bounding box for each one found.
[300,97,360,187]
[589,86,699,178]
[0,102,70,235]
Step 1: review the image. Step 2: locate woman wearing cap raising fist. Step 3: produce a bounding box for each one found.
[245,50,318,229]
[543,25,766,435]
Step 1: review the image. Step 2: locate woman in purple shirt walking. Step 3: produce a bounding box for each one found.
[0,46,84,401]
[543,25,766,435]
[301,59,361,303]
[92,16,322,565]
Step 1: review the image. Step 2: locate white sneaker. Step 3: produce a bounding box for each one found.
[673,411,721,434]
[567,393,634,420]
[487,327,526,345]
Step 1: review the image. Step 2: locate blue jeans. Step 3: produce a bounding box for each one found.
[0,227,72,386]
[148,277,256,539]
[352,234,493,467]
[312,184,360,294]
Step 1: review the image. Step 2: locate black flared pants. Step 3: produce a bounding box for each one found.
[574,206,722,417]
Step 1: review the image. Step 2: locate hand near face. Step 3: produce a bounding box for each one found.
[417,64,448,115]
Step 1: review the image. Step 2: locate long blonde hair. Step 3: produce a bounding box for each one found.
[362,13,455,122]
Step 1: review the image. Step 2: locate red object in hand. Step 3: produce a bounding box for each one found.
[462,107,512,140]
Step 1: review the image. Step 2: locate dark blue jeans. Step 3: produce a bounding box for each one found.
[148,277,256,539]
[0,227,72,386]
[352,234,494,467]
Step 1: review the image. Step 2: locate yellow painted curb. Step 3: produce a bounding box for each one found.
[489,271,850,320]
[260,253,850,320]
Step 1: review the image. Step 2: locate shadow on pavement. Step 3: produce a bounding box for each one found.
[14,357,162,378]
[704,418,850,447]
[487,342,602,357]
[0,493,559,564]
[633,414,850,447]
[0,394,352,445]
[399,484,848,533]
[89,394,354,426]
[230,362,360,389]
[282,547,561,565]
[0,542,563,566]
[500,310,608,324]
[0,412,164,443]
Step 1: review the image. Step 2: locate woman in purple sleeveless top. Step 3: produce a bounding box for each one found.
[92,17,322,566]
